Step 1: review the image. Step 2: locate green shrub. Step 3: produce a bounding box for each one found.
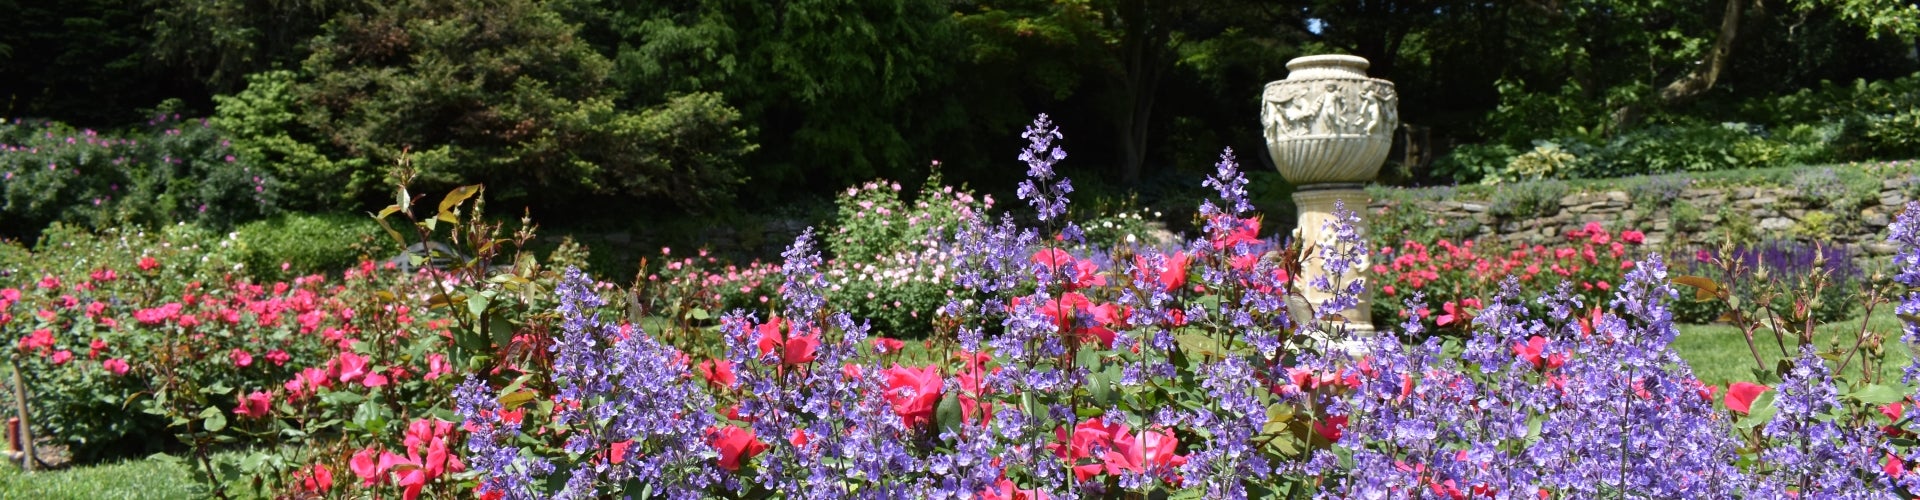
[282,0,756,209]
[210,71,367,212]
[0,115,278,238]
[1488,179,1568,218]
[824,175,989,338]
[1431,143,1518,184]
[0,224,249,461]
[1791,211,1842,241]
[1496,142,1586,183]
[1589,123,1776,176]
[1671,200,1705,232]
[1714,205,1762,245]
[1625,174,1692,209]
[234,213,395,277]
[1763,72,1920,160]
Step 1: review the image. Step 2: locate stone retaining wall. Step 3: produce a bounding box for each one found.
[1367,174,1920,258]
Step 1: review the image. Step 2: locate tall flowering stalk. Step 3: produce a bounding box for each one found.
[456,268,723,500]
[721,229,932,498]
[1889,201,1920,495]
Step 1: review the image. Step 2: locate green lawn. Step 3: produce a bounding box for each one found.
[0,455,202,500]
[1672,306,1913,387]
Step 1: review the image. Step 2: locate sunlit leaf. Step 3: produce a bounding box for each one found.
[1670,275,1721,300]
[438,184,483,218]
[498,390,538,410]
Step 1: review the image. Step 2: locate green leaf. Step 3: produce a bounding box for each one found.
[1175,333,1227,358]
[689,308,711,321]
[1087,370,1113,406]
[353,400,390,431]
[1075,346,1101,369]
[201,407,228,432]
[467,292,492,320]
[1736,391,1780,430]
[1848,384,1906,405]
[322,391,365,406]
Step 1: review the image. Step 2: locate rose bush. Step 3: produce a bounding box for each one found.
[1368,222,1649,333]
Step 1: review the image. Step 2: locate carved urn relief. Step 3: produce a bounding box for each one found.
[1261,55,1398,186]
[1262,54,1396,338]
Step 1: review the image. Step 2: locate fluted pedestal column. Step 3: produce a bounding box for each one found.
[1289,185,1373,338]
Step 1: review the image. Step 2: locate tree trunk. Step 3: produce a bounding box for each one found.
[1114,0,1171,186]
[1612,0,1748,131]
[1659,0,1747,103]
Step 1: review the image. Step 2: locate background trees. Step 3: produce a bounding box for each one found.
[1,0,1916,229]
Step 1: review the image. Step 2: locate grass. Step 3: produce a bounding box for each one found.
[1672,305,1913,387]
[0,455,202,499]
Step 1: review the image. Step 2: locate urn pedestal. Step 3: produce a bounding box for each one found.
[1261,55,1397,338]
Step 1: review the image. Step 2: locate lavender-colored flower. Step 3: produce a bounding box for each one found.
[1203,148,1252,216]
[1015,114,1073,222]
[459,267,724,499]
[1760,345,1887,497]
[1892,203,1920,386]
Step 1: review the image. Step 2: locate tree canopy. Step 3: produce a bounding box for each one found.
[2,0,1916,215]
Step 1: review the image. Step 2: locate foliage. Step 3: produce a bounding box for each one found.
[1625,174,1693,209]
[1430,142,1517,185]
[10,112,1920,497]
[1764,72,1920,161]
[558,0,965,200]
[1486,179,1569,218]
[287,0,754,209]
[0,0,179,125]
[146,0,347,94]
[1715,204,1764,246]
[1444,121,1839,185]
[0,237,462,498]
[209,70,363,212]
[1592,122,1794,176]
[0,116,277,238]
[1494,142,1587,183]
[822,175,987,339]
[234,213,398,278]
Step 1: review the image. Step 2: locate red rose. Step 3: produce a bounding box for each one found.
[707,425,768,472]
[696,359,737,389]
[1725,382,1771,415]
[233,391,273,419]
[881,364,944,427]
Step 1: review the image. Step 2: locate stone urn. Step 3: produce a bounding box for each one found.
[1261,55,1398,185]
[1261,54,1397,339]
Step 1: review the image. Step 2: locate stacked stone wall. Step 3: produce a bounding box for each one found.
[1367,175,1920,258]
